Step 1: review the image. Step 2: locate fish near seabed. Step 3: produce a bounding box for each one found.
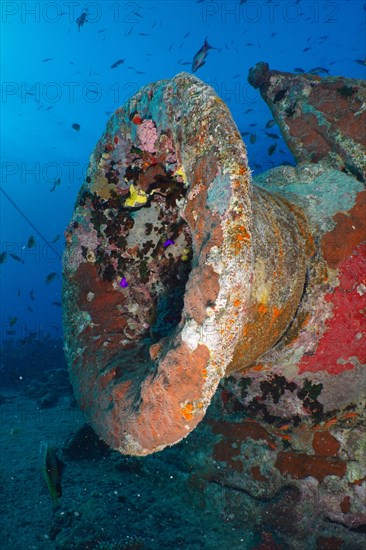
[40,441,64,506]
[192,38,214,73]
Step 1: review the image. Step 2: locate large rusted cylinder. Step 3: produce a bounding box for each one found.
[63,73,311,456]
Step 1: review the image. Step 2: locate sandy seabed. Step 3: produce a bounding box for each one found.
[0,390,256,550]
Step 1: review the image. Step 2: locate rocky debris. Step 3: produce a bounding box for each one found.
[248,62,366,182]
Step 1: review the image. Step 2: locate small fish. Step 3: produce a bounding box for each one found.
[45,272,58,284]
[266,132,280,139]
[294,67,305,73]
[50,178,61,192]
[244,108,253,114]
[9,253,23,263]
[40,442,64,506]
[0,251,7,264]
[265,119,276,128]
[277,424,291,431]
[355,59,366,66]
[268,143,277,156]
[343,412,358,420]
[27,236,36,248]
[303,47,311,52]
[27,306,34,312]
[321,417,338,430]
[111,59,124,69]
[51,234,61,243]
[163,239,174,248]
[9,316,17,326]
[72,123,80,131]
[42,58,54,62]
[240,131,250,137]
[275,433,292,441]
[192,37,215,73]
[30,290,35,301]
[76,10,88,31]
[249,133,257,144]
[52,301,62,307]
[308,66,329,75]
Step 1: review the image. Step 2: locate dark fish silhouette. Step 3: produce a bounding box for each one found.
[265,120,276,128]
[27,236,36,248]
[9,253,23,263]
[76,10,88,31]
[111,59,124,69]
[40,442,64,506]
[192,38,214,72]
[72,123,80,131]
[308,66,329,75]
[268,143,277,156]
[50,178,61,192]
[45,272,58,284]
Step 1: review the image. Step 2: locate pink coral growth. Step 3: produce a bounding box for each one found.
[137,119,158,153]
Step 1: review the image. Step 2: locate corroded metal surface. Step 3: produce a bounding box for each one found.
[248,62,366,182]
[210,161,366,536]
[63,73,311,456]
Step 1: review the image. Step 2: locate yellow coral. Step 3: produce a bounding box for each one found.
[174,165,187,184]
[124,183,148,208]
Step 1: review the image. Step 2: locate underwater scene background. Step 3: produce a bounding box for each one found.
[1,1,366,549]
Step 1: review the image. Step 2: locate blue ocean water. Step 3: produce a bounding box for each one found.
[1,2,365,549]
